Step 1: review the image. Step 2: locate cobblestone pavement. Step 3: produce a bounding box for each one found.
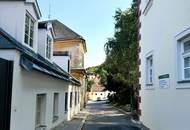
[82,101,149,130]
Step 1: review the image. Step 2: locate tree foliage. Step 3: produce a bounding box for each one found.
[97,0,139,108]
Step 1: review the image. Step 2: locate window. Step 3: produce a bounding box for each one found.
[78,92,80,103]
[181,39,190,80]
[53,93,59,122]
[176,27,190,85]
[68,60,70,73]
[70,92,72,108]
[146,54,154,85]
[35,94,46,130]
[24,14,34,47]
[75,92,77,106]
[65,92,68,112]
[46,36,52,59]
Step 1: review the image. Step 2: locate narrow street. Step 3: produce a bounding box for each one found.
[83,101,149,130]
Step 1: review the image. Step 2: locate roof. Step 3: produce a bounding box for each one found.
[0,27,81,86]
[50,20,87,52]
[91,85,105,92]
[50,20,84,41]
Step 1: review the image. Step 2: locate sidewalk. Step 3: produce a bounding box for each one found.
[52,110,89,130]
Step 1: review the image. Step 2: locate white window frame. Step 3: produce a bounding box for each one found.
[143,0,153,15]
[24,12,35,48]
[53,93,59,122]
[175,26,190,88]
[180,38,190,80]
[175,27,190,83]
[145,51,154,89]
[35,94,47,130]
[46,35,52,60]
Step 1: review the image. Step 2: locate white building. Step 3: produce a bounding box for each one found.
[139,0,190,130]
[87,74,113,101]
[0,1,81,130]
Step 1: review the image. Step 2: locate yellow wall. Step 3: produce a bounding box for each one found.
[53,39,87,109]
[54,39,86,69]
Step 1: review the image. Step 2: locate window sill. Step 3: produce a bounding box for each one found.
[35,125,47,130]
[177,80,190,84]
[145,84,155,90]
[146,83,153,86]
[52,116,59,123]
[23,42,35,51]
[176,80,190,89]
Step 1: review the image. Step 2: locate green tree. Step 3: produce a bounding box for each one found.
[98,0,139,110]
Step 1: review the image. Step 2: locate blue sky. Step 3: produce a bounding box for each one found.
[38,0,132,68]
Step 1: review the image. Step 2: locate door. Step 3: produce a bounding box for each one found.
[35,94,47,130]
[0,58,13,130]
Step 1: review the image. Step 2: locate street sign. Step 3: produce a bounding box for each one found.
[159,74,170,89]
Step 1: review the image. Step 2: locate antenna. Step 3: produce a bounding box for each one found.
[48,0,52,20]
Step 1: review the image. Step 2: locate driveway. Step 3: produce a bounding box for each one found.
[82,101,149,130]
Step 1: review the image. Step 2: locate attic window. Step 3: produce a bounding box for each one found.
[24,14,34,47]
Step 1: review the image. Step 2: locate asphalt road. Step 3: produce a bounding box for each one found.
[82,101,148,130]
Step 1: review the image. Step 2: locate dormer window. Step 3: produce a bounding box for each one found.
[46,36,52,59]
[24,13,34,47]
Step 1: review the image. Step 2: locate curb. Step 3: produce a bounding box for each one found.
[111,105,143,125]
[111,105,150,130]
[77,112,90,130]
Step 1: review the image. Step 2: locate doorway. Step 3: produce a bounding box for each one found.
[0,58,13,130]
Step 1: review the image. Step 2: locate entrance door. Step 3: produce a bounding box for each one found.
[0,58,13,130]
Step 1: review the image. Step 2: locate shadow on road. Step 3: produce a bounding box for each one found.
[83,101,147,130]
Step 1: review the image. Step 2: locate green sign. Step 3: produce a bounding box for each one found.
[159,74,169,79]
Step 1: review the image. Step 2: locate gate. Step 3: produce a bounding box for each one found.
[0,58,13,130]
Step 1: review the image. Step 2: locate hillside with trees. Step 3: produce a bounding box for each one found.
[87,0,139,115]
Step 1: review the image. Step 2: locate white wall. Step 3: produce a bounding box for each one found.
[0,50,78,130]
[140,0,190,130]
[90,91,112,101]
[67,85,80,121]
[53,56,70,73]
[0,1,39,52]
[38,26,54,61]
[38,29,46,57]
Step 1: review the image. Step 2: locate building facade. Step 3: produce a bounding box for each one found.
[0,1,82,130]
[139,0,190,130]
[87,74,112,101]
[52,20,87,109]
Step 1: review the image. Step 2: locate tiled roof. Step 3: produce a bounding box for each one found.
[0,27,81,86]
[91,85,105,92]
[50,20,84,41]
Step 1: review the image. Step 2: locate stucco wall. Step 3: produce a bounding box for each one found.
[0,1,39,52]
[88,91,110,101]
[140,0,190,130]
[0,50,80,130]
[38,29,46,58]
[53,41,85,68]
[53,56,70,73]
[38,27,54,61]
